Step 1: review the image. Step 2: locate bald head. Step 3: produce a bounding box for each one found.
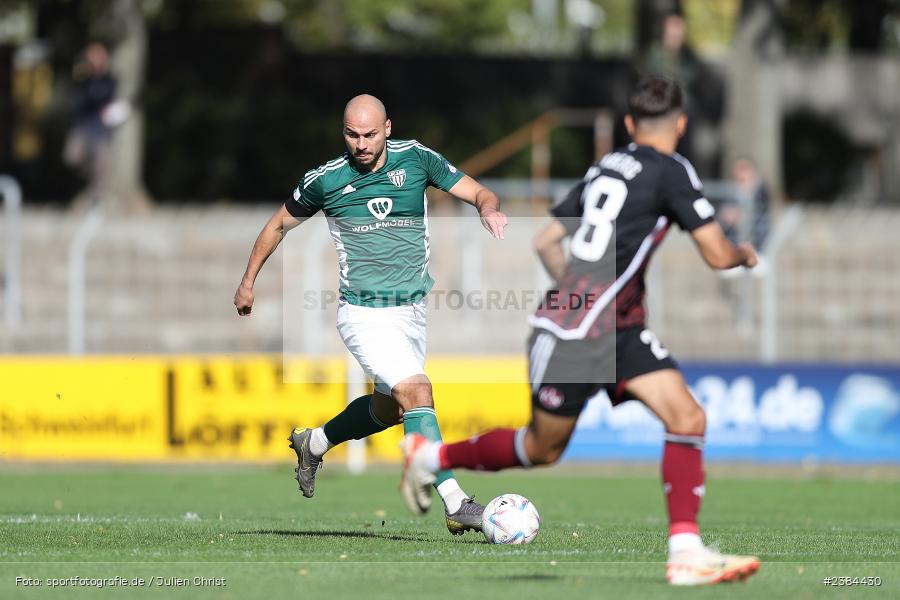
[343,94,391,170]
[344,94,387,123]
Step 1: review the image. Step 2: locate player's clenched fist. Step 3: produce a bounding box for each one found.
[738,242,759,269]
[234,284,254,315]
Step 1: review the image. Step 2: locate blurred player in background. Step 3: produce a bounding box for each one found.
[235,94,507,536]
[402,77,761,584]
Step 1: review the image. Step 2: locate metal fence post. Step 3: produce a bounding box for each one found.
[301,216,330,354]
[460,213,482,330]
[761,205,803,363]
[68,207,104,354]
[0,176,22,329]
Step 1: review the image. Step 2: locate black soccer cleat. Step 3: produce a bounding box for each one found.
[446,497,485,535]
[288,427,323,498]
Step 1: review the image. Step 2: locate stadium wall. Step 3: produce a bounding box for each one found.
[2,357,897,464]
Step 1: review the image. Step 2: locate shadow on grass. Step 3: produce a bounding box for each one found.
[484,574,563,582]
[484,572,663,585]
[237,529,432,542]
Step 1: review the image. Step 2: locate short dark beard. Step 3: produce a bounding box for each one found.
[351,144,385,172]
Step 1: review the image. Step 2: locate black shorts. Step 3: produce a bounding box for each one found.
[528,326,678,417]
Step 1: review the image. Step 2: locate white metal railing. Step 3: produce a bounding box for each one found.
[67,207,104,354]
[761,205,804,362]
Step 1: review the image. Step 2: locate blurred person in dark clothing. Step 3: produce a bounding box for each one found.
[717,158,770,250]
[643,13,702,92]
[641,13,703,168]
[63,42,124,205]
[641,12,725,178]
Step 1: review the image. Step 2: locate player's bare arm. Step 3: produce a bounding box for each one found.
[690,221,758,270]
[234,204,306,315]
[533,219,569,282]
[448,175,508,240]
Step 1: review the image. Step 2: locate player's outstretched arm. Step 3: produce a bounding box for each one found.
[533,219,569,282]
[690,222,758,271]
[448,175,508,240]
[234,204,305,316]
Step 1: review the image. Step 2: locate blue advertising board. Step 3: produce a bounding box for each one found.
[566,364,900,463]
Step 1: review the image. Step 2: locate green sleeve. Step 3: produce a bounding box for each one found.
[415,143,465,192]
[287,171,325,217]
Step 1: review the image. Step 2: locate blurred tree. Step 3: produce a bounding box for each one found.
[725,0,783,207]
[142,0,530,53]
[781,0,899,52]
[782,0,847,51]
[313,0,528,53]
[681,0,740,56]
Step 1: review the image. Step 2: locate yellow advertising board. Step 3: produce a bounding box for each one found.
[0,357,167,460]
[0,356,529,462]
[165,356,347,460]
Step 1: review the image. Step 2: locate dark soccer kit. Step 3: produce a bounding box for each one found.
[527,144,715,416]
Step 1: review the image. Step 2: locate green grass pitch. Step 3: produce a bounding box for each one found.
[1,465,898,599]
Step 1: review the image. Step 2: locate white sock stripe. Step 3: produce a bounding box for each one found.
[367,398,390,429]
[665,433,705,449]
[402,407,436,420]
[513,426,533,468]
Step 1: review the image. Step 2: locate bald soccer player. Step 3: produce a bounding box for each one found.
[235,95,508,535]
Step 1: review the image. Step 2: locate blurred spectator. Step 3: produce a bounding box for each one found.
[716,158,770,325]
[717,158,771,250]
[62,42,124,206]
[641,12,718,174]
[642,13,702,97]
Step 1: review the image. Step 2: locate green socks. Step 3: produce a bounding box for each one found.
[319,399,456,491]
[402,406,454,486]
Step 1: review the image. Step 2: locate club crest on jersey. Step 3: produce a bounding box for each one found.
[538,386,564,410]
[367,197,393,220]
[387,169,406,188]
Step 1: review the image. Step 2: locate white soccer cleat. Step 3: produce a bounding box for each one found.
[666,545,761,586]
[399,434,437,516]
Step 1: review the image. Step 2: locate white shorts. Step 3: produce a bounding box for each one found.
[336,298,427,395]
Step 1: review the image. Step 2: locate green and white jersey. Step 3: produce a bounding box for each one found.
[287,139,464,307]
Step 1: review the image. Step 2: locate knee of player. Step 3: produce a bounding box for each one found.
[528,441,565,466]
[535,448,564,466]
[669,404,706,435]
[393,381,433,410]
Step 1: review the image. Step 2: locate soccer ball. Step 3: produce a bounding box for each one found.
[481,493,541,544]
